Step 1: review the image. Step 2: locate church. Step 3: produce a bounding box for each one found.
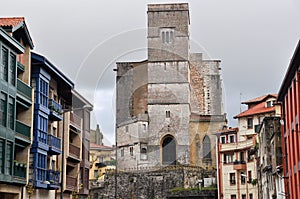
[115,3,226,171]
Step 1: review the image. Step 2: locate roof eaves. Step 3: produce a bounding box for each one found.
[0,27,24,53]
[278,40,300,101]
[31,52,74,88]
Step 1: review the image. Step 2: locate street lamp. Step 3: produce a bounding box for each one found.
[60,105,93,199]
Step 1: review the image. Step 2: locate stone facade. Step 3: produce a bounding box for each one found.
[116,3,225,171]
[89,166,217,199]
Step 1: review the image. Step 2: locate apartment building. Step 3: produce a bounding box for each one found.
[278,40,300,199]
[257,116,285,199]
[0,18,34,199]
[217,94,277,199]
[30,52,92,199]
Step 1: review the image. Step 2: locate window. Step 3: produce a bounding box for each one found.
[94,170,98,178]
[247,118,253,129]
[38,115,48,144]
[120,148,124,157]
[0,139,3,174]
[141,145,147,160]
[242,194,246,199]
[166,111,170,118]
[125,126,128,132]
[5,141,12,175]
[230,173,236,185]
[220,136,226,144]
[8,97,14,130]
[241,172,246,184]
[142,124,146,131]
[229,135,235,143]
[161,29,174,44]
[240,152,245,162]
[203,136,211,159]
[1,47,8,81]
[224,153,234,164]
[249,193,253,199]
[0,93,6,126]
[130,147,133,156]
[231,195,236,199]
[248,170,252,182]
[39,79,48,107]
[9,53,16,86]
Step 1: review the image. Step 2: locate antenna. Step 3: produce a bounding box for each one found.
[240,93,242,113]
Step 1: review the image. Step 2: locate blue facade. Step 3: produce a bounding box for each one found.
[30,52,74,189]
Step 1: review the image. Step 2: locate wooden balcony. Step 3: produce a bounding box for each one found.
[69,143,80,161]
[70,113,81,130]
[220,138,255,152]
[66,175,77,191]
[233,160,247,170]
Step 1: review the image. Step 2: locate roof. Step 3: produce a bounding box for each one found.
[278,40,300,101]
[215,127,238,135]
[0,27,24,53]
[0,17,24,27]
[90,143,114,150]
[31,52,74,88]
[234,101,276,118]
[0,17,34,49]
[242,94,277,105]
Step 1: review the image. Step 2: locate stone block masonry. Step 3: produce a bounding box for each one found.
[90,166,217,199]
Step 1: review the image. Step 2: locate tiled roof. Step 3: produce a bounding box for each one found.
[90,143,113,150]
[242,94,277,104]
[0,17,25,27]
[234,101,275,118]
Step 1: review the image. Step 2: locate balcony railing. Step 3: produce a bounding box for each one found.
[48,134,61,155]
[15,120,31,141]
[47,169,60,185]
[17,79,32,100]
[48,99,62,121]
[66,175,76,190]
[70,113,81,129]
[13,162,27,179]
[48,99,62,114]
[69,143,80,160]
[233,160,247,170]
[220,138,255,152]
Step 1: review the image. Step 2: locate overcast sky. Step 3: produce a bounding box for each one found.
[2,0,300,145]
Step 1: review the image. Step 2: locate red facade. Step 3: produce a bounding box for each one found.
[278,41,300,199]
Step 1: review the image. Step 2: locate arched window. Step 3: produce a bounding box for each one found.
[162,135,176,165]
[203,135,211,159]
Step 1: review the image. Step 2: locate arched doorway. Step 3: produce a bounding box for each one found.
[162,135,176,165]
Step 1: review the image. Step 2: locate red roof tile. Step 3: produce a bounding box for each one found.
[90,143,113,150]
[242,94,277,104]
[0,17,25,27]
[234,101,275,118]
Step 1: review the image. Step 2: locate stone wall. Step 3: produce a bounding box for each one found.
[90,166,216,199]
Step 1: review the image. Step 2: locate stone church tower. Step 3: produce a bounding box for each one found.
[116,3,226,170]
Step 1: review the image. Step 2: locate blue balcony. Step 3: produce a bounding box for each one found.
[48,99,62,121]
[13,162,27,185]
[48,134,61,155]
[47,170,60,190]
